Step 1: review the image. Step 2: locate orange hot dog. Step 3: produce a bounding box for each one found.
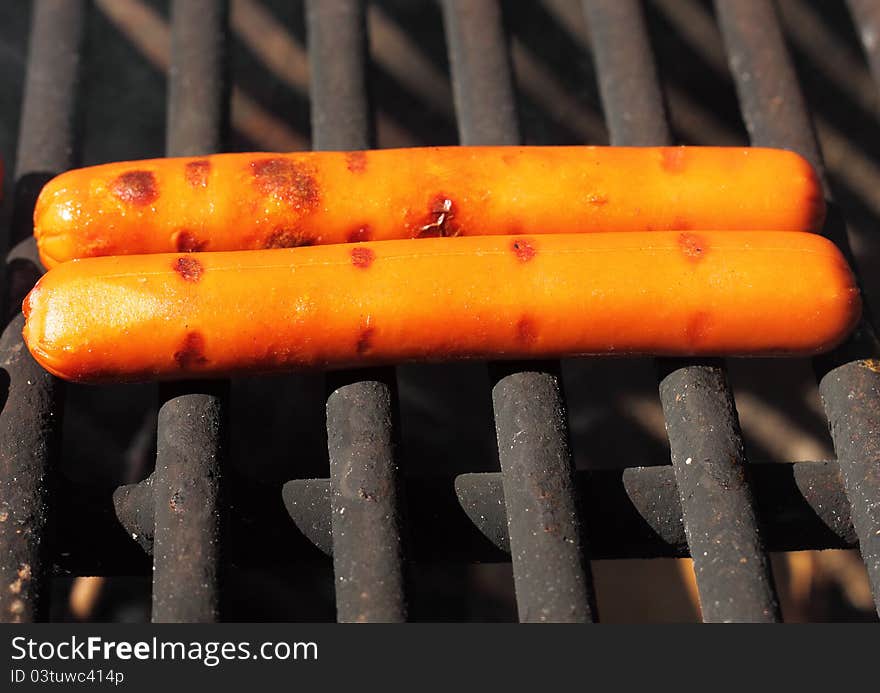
[33,146,825,267]
[22,231,859,384]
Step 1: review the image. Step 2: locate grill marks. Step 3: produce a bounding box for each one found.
[250,158,320,250]
[174,331,208,368]
[347,225,372,243]
[111,170,158,206]
[171,255,207,367]
[516,316,538,345]
[264,228,316,249]
[661,147,687,173]
[184,159,210,187]
[511,238,537,262]
[251,157,319,211]
[175,230,208,252]
[685,311,711,348]
[174,256,203,282]
[345,151,367,173]
[679,233,713,347]
[678,232,707,262]
[351,247,375,268]
[350,247,377,353]
[356,326,376,355]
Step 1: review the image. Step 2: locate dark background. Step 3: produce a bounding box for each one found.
[0,0,877,621]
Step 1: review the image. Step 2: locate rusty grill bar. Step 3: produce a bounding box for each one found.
[2,0,880,623]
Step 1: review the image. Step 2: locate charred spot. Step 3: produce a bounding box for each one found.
[111,170,158,206]
[184,159,210,187]
[345,151,367,173]
[588,193,609,206]
[175,229,208,252]
[174,256,204,282]
[678,232,707,262]
[416,194,459,237]
[511,238,537,262]
[516,316,538,344]
[174,331,208,368]
[356,327,376,355]
[351,246,375,268]
[347,225,372,243]
[685,311,711,347]
[264,227,316,248]
[661,147,687,173]
[251,157,319,210]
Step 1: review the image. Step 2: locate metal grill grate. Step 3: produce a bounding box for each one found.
[1,0,879,623]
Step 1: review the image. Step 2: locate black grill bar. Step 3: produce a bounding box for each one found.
[152,382,227,623]
[307,0,372,151]
[98,459,855,573]
[715,0,880,617]
[657,362,779,619]
[0,0,83,623]
[149,0,229,624]
[306,0,407,623]
[442,0,596,623]
[849,0,880,92]
[583,0,780,622]
[166,0,229,156]
[441,0,519,145]
[714,2,822,176]
[582,0,668,147]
